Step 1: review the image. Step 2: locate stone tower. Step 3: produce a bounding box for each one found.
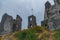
[44,1,51,20]
[28,15,37,28]
[4,14,13,34]
[41,0,60,30]
[12,15,22,32]
[0,13,9,33]
[0,13,22,35]
[0,13,11,35]
[54,0,60,5]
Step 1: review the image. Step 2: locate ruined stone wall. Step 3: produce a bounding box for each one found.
[0,13,22,35]
[4,16,13,34]
[42,0,60,30]
[28,15,37,28]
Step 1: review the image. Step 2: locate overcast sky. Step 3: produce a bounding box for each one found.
[0,0,54,29]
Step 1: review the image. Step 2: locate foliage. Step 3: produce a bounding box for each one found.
[15,31,27,40]
[0,36,2,40]
[55,29,60,40]
[14,26,55,40]
[14,26,43,40]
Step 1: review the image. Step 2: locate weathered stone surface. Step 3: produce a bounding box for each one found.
[12,15,22,32]
[28,15,37,28]
[4,15,13,34]
[0,13,22,35]
[16,15,22,30]
[1,13,9,32]
[41,19,49,28]
[41,0,60,30]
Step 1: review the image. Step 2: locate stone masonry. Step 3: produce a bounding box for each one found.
[28,15,37,28]
[41,0,60,30]
[0,13,22,35]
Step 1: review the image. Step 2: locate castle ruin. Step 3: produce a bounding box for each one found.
[0,13,22,35]
[0,13,37,36]
[41,0,60,30]
[0,0,60,36]
[28,15,37,28]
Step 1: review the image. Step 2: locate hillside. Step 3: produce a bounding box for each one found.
[1,26,60,40]
[14,26,55,40]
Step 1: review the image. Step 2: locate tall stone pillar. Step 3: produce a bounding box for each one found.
[4,15,13,34]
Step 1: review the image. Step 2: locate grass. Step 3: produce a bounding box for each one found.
[0,36,2,40]
[1,26,60,40]
[14,26,55,40]
[1,26,59,40]
[55,29,60,40]
[14,26,41,40]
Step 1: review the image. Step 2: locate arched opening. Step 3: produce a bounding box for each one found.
[30,18,32,21]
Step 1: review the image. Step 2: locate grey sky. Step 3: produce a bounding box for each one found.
[0,0,54,29]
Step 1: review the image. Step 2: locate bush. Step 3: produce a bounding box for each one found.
[55,29,60,40]
[14,26,43,40]
[15,31,27,40]
[25,29,37,40]
[14,26,51,40]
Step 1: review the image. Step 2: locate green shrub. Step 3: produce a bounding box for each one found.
[25,29,37,40]
[55,29,60,40]
[15,27,42,40]
[15,29,38,40]
[15,31,27,40]
[14,26,47,40]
